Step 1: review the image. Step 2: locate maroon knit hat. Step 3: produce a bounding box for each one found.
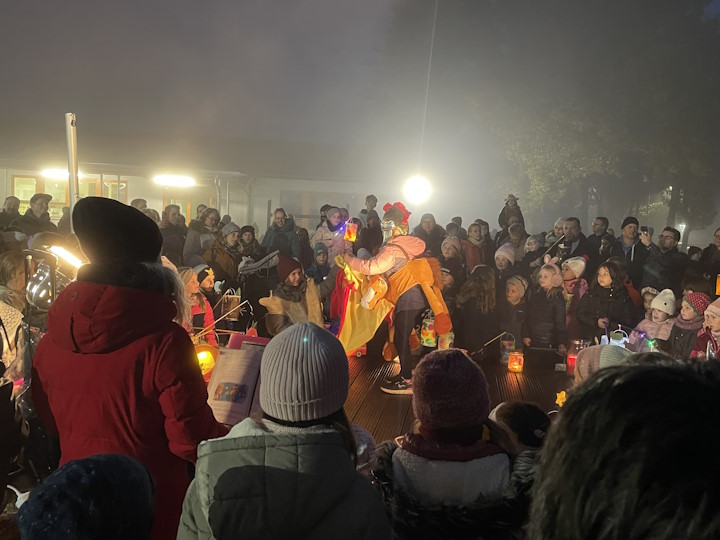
[277,254,302,283]
[412,349,490,429]
[683,292,711,316]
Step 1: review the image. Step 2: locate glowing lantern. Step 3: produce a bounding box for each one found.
[566,354,577,376]
[195,344,218,378]
[508,351,524,373]
[344,222,357,242]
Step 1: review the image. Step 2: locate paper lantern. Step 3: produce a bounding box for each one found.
[195,344,218,378]
[566,354,577,376]
[508,351,524,373]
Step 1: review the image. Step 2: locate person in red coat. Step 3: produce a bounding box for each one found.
[31,197,228,540]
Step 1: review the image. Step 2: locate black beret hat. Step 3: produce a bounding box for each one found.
[72,197,163,264]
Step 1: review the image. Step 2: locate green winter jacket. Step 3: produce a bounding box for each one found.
[177,418,392,540]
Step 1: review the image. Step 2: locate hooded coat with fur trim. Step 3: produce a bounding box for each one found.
[31,271,228,540]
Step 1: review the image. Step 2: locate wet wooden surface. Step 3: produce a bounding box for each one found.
[347,353,572,443]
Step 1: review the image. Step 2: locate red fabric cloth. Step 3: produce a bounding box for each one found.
[625,278,642,310]
[330,265,348,319]
[32,281,228,540]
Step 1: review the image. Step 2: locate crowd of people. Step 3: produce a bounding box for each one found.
[1,190,720,539]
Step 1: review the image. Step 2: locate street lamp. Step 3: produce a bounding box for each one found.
[403,175,432,205]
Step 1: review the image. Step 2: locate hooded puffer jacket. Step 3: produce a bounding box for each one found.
[371,440,531,540]
[177,418,392,540]
[32,274,228,540]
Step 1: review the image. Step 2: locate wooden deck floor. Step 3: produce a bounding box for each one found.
[346,352,573,443]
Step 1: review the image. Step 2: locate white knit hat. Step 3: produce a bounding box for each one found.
[562,257,586,279]
[260,323,349,422]
[495,243,515,265]
[651,288,676,316]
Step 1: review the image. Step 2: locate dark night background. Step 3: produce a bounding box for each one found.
[1,0,719,238]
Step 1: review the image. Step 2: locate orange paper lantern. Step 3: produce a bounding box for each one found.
[508,351,524,373]
[344,222,357,242]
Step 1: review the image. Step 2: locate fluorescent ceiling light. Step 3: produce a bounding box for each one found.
[153,174,195,187]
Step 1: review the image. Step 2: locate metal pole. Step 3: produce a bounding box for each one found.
[225,179,230,217]
[65,113,79,232]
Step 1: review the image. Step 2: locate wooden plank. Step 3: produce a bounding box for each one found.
[477,361,523,407]
[372,395,412,443]
[347,353,366,388]
[345,355,396,423]
[400,401,417,436]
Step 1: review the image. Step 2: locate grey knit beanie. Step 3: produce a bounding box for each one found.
[260,323,349,421]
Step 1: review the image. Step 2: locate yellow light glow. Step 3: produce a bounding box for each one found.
[41,168,84,180]
[49,245,83,269]
[153,174,196,187]
[403,175,432,204]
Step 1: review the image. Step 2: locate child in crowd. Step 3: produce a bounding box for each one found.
[305,243,331,284]
[440,257,466,321]
[455,265,502,361]
[606,256,643,314]
[193,263,221,319]
[561,256,588,341]
[693,298,720,359]
[490,401,551,454]
[178,323,391,539]
[179,266,218,347]
[640,287,659,317]
[577,261,637,342]
[518,234,545,280]
[494,243,519,305]
[238,225,265,262]
[629,288,676,351]
[668,292,710,359]
[440,236,464,269]
[522,264,567,354]
[681,274,716,300]
[499,275,528,346]
[461,222,493,271]
[371,349,518,540]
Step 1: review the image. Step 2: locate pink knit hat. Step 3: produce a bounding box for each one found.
[495,243,515,265]
[441,236,462,256]
[706,297,720,320]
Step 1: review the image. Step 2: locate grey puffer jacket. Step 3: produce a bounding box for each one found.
[178,418,392,540]
[370,440,537,540]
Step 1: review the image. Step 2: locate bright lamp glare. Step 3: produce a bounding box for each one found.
[49,245,83,269]
[153,174,196,187]
[403,175,432,204]
[42,168,84,180]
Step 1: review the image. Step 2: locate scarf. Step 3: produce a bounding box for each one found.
[395,427,504,462]
[674,314,704,331]
[467,236,481,247]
